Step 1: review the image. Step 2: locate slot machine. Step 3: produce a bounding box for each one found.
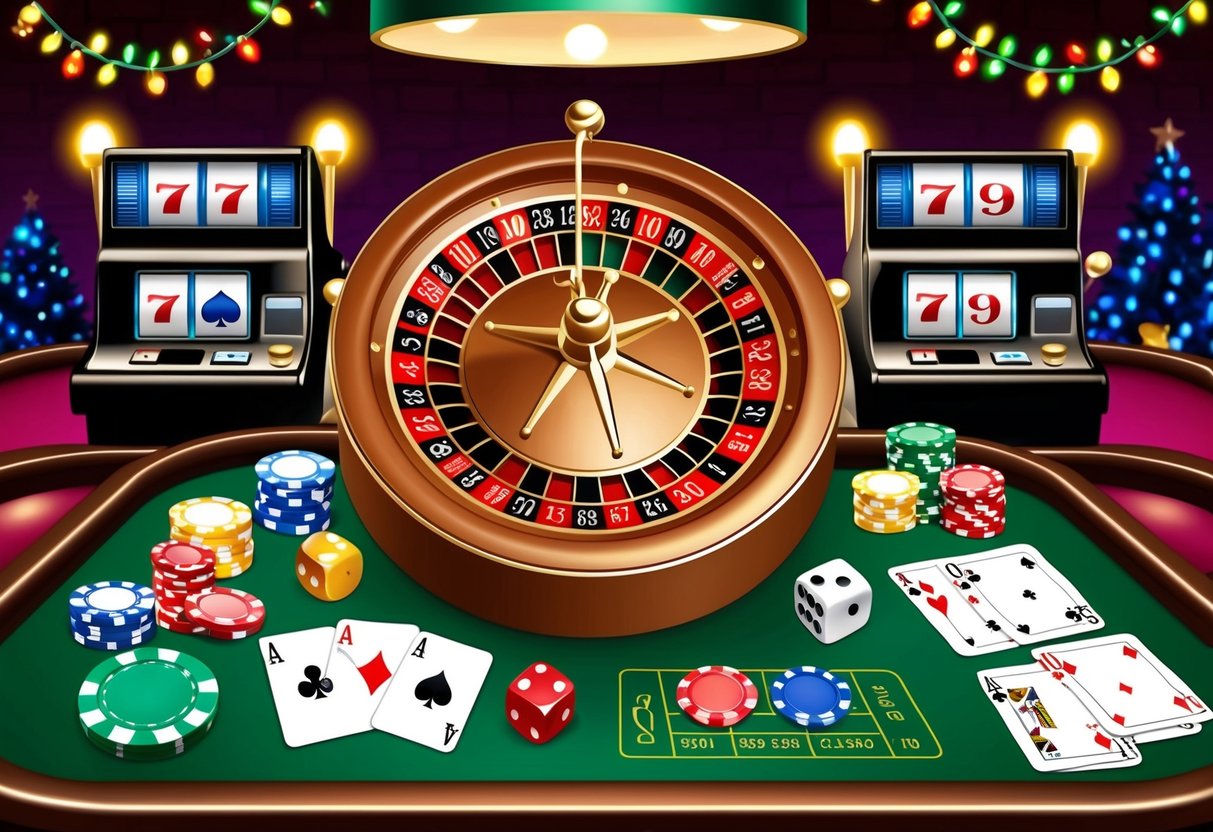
[71,147,345,445]
[841,150,1108,445]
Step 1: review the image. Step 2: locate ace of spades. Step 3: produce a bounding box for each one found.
[371,631,492,752]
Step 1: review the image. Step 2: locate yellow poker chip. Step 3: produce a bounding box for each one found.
[168,497,253,537]
[853,512,917,534]
[214,561,252,579]
[852,497,916,520]
[170,525,253,548]
[851,470,920,502]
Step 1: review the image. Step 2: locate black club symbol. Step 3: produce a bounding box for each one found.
[1022,589,1037,600]
[298,665,334,700]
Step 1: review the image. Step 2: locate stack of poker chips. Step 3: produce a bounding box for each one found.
[253,449,336,536]
[851,469,920,534]
[67,580,156,651]
[886,422,957,525]
[78,647,218,760]
[169,496,254,579]
[151,540,216,634]
[940,464,1007,539]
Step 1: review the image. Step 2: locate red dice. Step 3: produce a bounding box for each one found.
[506,661,574,744]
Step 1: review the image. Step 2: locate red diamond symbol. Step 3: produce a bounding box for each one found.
[1119,682,1133,695]
[1123,645,1138,659]
[1113,713,1127,725]
[1063,660,1078,675]
[1175,696,1194,713]
[920,580,935,595]
[356,651,393,695]
[1094,731,1112,750]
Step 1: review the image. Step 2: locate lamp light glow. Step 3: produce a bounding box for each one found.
[564,23,608,62]
[701,18,742,32]
[435,18,477,33]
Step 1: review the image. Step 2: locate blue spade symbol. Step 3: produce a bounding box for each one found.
[200,291,242,328]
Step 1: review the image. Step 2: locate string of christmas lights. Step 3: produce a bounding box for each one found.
[903,0,1207,98]
[10,1,331,97]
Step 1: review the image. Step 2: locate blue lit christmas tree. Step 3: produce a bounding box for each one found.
[1086,119,1213,356]
[0,190,89,354]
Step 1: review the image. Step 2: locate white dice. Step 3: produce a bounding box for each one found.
[793,558,871,644]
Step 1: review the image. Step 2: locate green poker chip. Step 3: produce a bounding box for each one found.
[886,422,957,522]
[78,647,219,756]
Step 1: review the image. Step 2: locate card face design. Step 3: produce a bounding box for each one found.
[977,663,1142,772]
[371,631,492,753]
[938,544,1103,645]
[321,619,420,739]
[889,560,1016,655]
[1032,634,1211,737]
[260,627,341,748]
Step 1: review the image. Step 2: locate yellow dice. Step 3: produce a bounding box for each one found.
[296,531,363,601]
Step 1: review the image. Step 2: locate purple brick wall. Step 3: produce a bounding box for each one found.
[2,0,1210,319]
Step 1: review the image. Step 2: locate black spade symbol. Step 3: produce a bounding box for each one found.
[908,587,922,596]
[1020,557,1037,569]
[298,665,333,699]
[414,670,453,709]
[967,572,982,583]
[200,290,241,328]
[1017,624,1032,635]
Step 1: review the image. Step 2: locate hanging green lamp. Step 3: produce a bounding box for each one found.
[369,1,807,66]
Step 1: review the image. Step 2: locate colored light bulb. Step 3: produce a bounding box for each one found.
[982,58,1006,79]
[195,61,215,88]
[1191,1,1208,23]
[973,24,995,47]
[96,62,117,86]
[907,1,933,28]
[1136,44,1161,67]
[89,32,109,53]
[196,29,214,47]
[1057,72,1075,94]
[953,47,977,77]
[1100,65,1121,92]
[171,40,189,65]
[1065,42,1087,63]
[935,28,957,49]
[1032,44,1053,66]
[145,70,167,96]
[40,31,62,53]
[1025,69,1048,98]
[236,37,261,62]
[997,35,1017,57]
[61,49,84,79]
[1095,37,1113,62]
[271,6,292,25]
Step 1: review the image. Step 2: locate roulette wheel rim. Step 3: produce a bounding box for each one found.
[333,129,844,636]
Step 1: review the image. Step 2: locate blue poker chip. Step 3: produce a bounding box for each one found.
[253,507,331,536]
[256,482,333,507]
[70,622,156,651]
[253,498,331,522]
[770,666,852,728]
[68,581,156,627]
[69,616,155,642]
[254,450,335,490]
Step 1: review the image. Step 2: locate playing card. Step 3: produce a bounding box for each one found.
[371,631,492,753]
[939,544,1103,645]
[977,662,1142,772]
[1032,633,1211,737]
[1132,722,1202,744]
[888,560,1016,656]
[321,619,420,740]
[259,627,343,748]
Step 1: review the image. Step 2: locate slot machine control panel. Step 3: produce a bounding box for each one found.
[842,150,1107,445]
[71,147,344,445]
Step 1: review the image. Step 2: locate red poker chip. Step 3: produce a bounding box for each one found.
[153,567,215,586]
[184,587,265,635]
[154,604,207,634]
[940,465,1005,499]
[676,665,758,728]
[150,540,215,576]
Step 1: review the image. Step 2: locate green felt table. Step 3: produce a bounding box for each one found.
[1,429,1211,829]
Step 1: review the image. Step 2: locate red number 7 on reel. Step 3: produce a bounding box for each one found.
[213,183,250,214]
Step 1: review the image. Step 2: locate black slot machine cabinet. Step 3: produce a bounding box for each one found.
[841,150,1108,445]
[71,147,345,445]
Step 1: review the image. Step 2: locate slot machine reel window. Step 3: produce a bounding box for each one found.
[135,272,252,340]
[904,272,1015,340]
[875,161,1063,229]
[112,160,298,228]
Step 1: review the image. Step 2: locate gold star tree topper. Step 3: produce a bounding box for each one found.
[1150,118,1186,153]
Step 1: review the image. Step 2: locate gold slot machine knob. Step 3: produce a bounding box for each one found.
[826,279,851,310]
[323,278,345,307]
[268,344,295,367]
[565,100,605,138]
[1084,251,1113,281]
[1041,343,1068,367]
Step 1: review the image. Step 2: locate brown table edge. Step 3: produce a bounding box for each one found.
[0,445,157,504]
[0,343,86,385]
[1031,444,1213,513]
[0,427,1210,830]
[1091,341,1213,393]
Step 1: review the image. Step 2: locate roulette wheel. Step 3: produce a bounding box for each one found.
[332,101,847,636]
